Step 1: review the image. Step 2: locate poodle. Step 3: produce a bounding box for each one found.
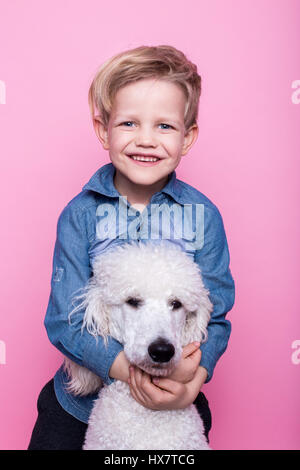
[64,241,213,450]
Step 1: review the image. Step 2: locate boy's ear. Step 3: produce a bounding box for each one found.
[93,116,110,150]
[181,124,199,156]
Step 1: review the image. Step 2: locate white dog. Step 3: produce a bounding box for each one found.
[64,242,213,450]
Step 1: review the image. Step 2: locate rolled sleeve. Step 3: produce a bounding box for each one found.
[44,202,123,385]
[195,205,235,382]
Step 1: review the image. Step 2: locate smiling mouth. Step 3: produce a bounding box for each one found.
[126,154,161,163]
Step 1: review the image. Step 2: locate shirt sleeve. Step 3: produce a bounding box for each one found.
[194,205,235,383]
[44,202,123,385]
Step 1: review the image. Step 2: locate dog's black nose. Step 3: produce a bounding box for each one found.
[148,338,175,363]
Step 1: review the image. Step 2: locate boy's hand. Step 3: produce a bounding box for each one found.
[128,365,207,411]
[167,342,202,384]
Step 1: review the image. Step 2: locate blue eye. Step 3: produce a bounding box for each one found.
[121,121,134,127]
[159,123,172,130]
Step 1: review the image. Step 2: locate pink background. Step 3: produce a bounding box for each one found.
[0,0,299,450]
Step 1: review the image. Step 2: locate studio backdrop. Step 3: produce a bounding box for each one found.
[0,0,299,450]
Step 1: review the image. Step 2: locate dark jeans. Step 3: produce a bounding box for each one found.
[28,379,212,450]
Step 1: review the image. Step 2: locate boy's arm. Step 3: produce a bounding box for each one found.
[194,204,235,383]
[109,350,130,382]
[44,203,123,385]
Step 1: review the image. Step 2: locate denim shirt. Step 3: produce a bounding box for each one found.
[44,163,235,423]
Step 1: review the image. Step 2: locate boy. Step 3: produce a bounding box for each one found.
[28,45,235,450]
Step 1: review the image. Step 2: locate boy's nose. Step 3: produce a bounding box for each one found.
[135,127,157,147]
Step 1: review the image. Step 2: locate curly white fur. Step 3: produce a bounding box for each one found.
[64,241,213,449]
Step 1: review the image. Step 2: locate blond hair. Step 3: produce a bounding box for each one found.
[88,45,201,132]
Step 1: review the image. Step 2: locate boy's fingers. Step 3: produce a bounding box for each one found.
[129,383,147,407]
[130,367,157,403]
[140,371,166,400]
[152,376,183,395]
[129,367,149,404]
[189,348,202,362]
[182,342,200,358]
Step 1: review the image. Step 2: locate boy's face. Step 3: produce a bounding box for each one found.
[94,78,198,194]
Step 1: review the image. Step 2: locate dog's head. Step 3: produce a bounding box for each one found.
[72,242,212,377]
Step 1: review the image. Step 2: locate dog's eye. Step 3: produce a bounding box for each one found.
[126,297,141,308]
[170,299,182,310]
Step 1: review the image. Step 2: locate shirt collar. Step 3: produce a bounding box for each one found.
[82,162,183,203]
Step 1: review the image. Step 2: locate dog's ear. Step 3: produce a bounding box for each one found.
[69,278,111,343]
[182,289,213,345]
[82,281,111,342]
